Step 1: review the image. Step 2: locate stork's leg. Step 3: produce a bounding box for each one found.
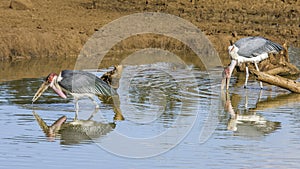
[244,64,249,88]
[74,98,79,120]
[258,89,263,102]
[87,107,99,121]
[245,88,248,109]
[254,62,263,89]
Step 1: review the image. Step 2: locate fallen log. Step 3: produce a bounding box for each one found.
[251,69,300,93]
[264,66,290,75]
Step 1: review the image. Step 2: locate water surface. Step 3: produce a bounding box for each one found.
[0,48,300,168]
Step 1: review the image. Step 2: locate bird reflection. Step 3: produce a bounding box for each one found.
[33,111,116,145]
[222,91,280,137]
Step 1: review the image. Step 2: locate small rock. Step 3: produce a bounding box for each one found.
[9,0,33,10]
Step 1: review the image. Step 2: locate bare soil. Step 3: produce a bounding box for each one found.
[0,0,299,65]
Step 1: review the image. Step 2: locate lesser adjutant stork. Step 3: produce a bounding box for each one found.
[32,70,117,118]
[222,36,283,90]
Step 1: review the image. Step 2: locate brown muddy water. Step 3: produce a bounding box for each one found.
[0,47,299,168]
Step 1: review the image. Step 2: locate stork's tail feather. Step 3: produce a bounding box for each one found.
[95,80,117,96]
[265,39,283,53]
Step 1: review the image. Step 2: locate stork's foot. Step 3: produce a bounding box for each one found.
[244,85,247,89]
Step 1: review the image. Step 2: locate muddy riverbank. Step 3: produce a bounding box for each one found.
[0,0,299,64]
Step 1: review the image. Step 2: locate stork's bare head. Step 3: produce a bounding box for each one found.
[32,73,66,103]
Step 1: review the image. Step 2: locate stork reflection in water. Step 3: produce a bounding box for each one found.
[222,91,280,137]
[33,111,116,144]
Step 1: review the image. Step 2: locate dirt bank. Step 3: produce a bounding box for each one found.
[0,0,299,65]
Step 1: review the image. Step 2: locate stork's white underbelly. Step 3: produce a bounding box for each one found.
[70,93,95,99]
[236,53,269,64]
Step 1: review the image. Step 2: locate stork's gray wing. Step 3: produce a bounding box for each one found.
[59,70,116,96]
[235,37,283,58]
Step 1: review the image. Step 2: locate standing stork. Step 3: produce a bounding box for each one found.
[221,36,283,90]
[32,70,117,118]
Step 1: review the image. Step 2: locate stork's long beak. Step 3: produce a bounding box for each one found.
[221,68,231,91]
[221,76,229,91]
[221,60,237,91]
[32,81,50,103]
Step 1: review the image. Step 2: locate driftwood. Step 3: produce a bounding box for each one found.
[100,65,123,89]
[264,66,290,75]
[251,69,300,93]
